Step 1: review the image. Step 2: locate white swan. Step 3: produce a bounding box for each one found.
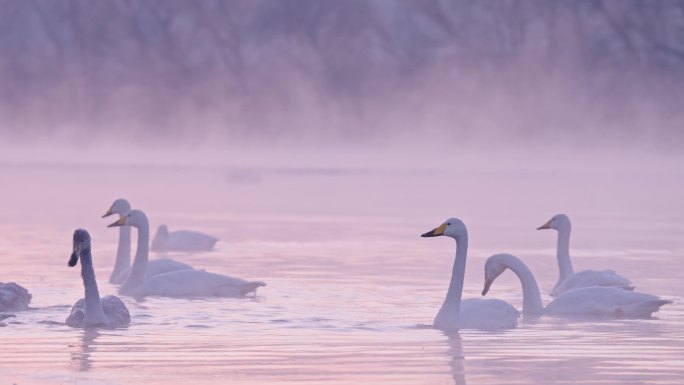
[538,214,633,296]
[482,253,671,318]
[66,229,131,328]
[151,225,218,252]
[103,199,194,284]
[109,210,265,298]
[0,282,31,312]
[421,218,519,331]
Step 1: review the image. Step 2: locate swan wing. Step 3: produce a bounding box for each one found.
[545,287,671,318]
[65,298,86,327]
[0,282,32,311]
[136,269,264,298]
[458,298,519,330]
[552,269,633,297]
[101,295,131,327]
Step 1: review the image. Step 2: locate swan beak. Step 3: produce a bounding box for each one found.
[68,244,81,267]
[536,219,552,230]
[102,207,114,218]
[421,223,447,237]
[108,217,127,228]
[482,278,493,296]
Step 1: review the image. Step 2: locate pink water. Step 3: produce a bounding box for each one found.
[1,147,683,384]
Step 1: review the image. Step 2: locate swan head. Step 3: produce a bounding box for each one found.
[156,225,169,238]
[69,229,91,267]
[482,253,512,295]
[536,213,571,232]
[102,199,131,218]
[107,209,149,229]
[421,218,467,240]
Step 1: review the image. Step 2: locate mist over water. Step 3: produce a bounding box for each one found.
[2,2,684,385]
[1,0,684,147]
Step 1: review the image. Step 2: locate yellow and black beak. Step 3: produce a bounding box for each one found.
[102,206,114,218]
[536,219,552,230]
[108,217,127,228]
[482,276,493,296]
[421,223,447,238]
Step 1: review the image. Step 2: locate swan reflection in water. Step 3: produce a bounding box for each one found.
[444,331,466,385]
[69,328,100,372]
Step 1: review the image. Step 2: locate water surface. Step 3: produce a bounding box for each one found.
[1,151,683,384]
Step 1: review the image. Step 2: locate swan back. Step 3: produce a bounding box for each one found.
[552,270,634,297]
[457,298,519,330]
[151,226,218,252]
[545,287,671,318]
[134,269,265,298]
[0,282,32,311]
[111,258,194,284]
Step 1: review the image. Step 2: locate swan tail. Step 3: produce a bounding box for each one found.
[241,281,266,295]
[618,299,672,318]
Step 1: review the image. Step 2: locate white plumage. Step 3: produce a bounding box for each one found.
[110,210,264,299]
[537,214,633,296]
[423,218,519,331]
[483,253,670,319]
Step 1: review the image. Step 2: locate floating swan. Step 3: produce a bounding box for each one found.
[66,229,131,328]
[109,210,265,298]
[0,282,31,312]
[538,214,633,296]
[421,218,519,331]
[482,253,671,318]
[151,225,218,252]
[103,199,193,284]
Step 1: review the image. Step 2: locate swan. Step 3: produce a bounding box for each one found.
[103,199,194,284]
[421,218,519,331]
[109,210,265,298]
[66,229,131,328]
[482,253,671,318]
[538,214,633,296]
[0,282,31,312]
[151,225,218,252]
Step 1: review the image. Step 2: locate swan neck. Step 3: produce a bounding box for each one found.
[121,221,149,293]
[556,227,574,282]
[443,236,467,313]
[109,221,131,283]
[505,256,544,315]
[80,248,105,319]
